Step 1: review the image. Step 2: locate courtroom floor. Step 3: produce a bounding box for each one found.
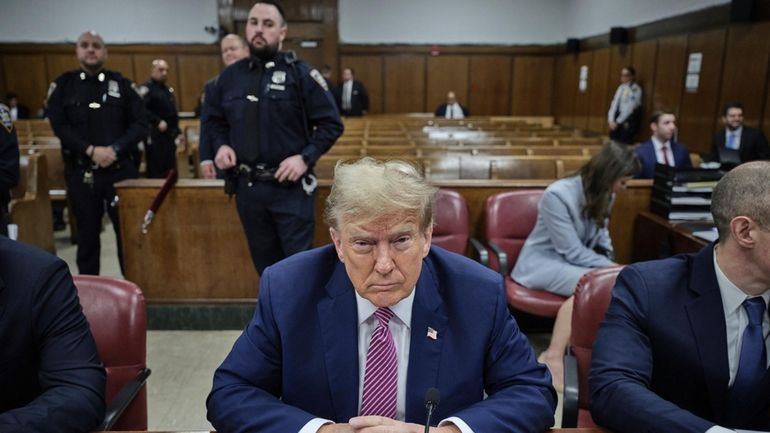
[55,221,561,430]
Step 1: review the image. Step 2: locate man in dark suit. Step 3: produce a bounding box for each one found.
[634,109,692,179]
[5,92,30,120]
[435,91,469,119]
[207,158,556,433]
[710,101,770,168]
[590,160,770,433]
[0,103,20,236]
[334,67,369,117]
[0,237,106,432]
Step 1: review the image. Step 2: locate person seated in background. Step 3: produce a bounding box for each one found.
[5,92,30,121]
[207,157,556,433]
[590,161,770,433]
[0,236,106,432]
[710,101,770,168]
[512,142,641,391]
[435,91,469,119]
[634,109,692,179]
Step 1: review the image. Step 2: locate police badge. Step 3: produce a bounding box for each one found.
[272,71,286,84]
[108,80,121,98]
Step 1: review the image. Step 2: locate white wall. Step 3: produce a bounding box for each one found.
[0,0,732,45]
[339,0,730,44]
[339,0,569,45]
[564,0,729,39]
[0,0,219,43]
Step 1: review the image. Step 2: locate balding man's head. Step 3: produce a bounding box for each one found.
[76,31,107,73]
[151,59,169,83]
[712,161,770,241]
[220,34,250,66]
[446,91,457,104]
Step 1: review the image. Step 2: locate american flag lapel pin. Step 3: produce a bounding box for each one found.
[427,327,438,340]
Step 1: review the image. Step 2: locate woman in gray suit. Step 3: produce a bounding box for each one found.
[513,141,640,390]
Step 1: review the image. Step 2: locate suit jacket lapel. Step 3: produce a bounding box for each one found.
[685,244,730,419]
[404,258,448,422]
[317,261,359,422]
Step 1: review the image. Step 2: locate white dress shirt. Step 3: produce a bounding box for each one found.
[651,136,676,166]
[705,250,770,433]
[445,103,465,119]
[300,288,474,433]
[9,106,18,121]
[341,80,353,111]
[725,127,743,150]
[607,82,642,123]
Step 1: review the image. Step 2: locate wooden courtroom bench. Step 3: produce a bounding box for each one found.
[9,153,55,253]
[115,178,651,303]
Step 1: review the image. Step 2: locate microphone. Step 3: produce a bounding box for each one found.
[424,387,440,433]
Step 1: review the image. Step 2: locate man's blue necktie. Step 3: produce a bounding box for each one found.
[726,133,738,150]
[731,297,767,401]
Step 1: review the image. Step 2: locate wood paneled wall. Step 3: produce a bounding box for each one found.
[340,47,558,116]
[0,44,219,114]
[554,21,770,157]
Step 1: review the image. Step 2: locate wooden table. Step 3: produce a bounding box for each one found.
[632,211,711,262]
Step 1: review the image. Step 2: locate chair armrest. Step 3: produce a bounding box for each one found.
[486,240,508,277]
[468,237,489,267]
[562,346,579,428]
[99,367,152,431]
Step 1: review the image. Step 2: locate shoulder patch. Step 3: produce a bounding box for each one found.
[46,81,58,102]
[133,83,149,98]
[309,69,329,92]
[0,104,13,133]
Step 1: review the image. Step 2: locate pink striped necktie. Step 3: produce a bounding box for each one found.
[360,307,398,418]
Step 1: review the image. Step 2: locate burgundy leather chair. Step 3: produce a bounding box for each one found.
[432,189,470,255]
[561,266,623,428]
[484,190,567,317]
[74,275,151,431]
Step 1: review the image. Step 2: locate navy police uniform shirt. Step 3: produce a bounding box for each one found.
[141,79,179,134]
[0,103,20,201]
[46,69,148,166]
[202,52,343,167]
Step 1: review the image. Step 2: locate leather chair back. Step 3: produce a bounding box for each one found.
[570,266,623,427]
[432,189,469,255]
[484,190,543,272]
[74,275,148,431]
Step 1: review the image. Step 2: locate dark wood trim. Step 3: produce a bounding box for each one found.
[0,43,219,55]
[339,44,561,56]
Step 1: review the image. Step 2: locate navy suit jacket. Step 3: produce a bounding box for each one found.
[589,244,770,433]
[207,245,556,433]
[334,80,369,116]
[435,104,469,118]
[0,238,105,432]
[634,139,692,179]
[710,126,770,165]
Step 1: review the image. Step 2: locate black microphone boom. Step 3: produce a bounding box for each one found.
[424,387,440,433]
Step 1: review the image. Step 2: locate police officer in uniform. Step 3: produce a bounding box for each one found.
[47,31,147,275]
[202,1,343,274]
[199,34,251,179]
[141,59,182,178]
[608,66,643,145]
[0,103,20,236]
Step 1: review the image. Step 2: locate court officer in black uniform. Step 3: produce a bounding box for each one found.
[47,30,147,275]
[0,103,20,237]
[203,1,343,274]
[141,58,181,178]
